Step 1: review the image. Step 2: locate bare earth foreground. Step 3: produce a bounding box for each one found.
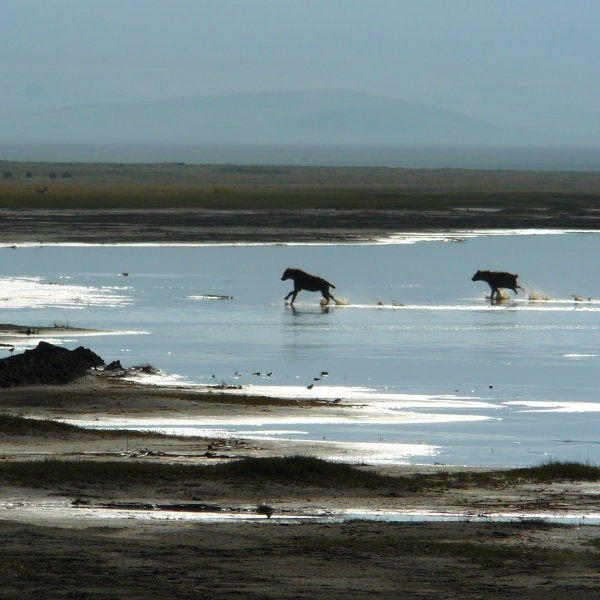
[2,164,600,598]
[1,376,600,599]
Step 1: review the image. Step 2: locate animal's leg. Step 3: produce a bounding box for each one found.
[284,290,294,300]
[320,289,332,305]
[289,289,299,305]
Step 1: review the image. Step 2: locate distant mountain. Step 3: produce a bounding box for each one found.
[4,90,524,146]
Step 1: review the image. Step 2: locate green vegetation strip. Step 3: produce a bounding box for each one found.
[0,188,598,211]
[0,454,599,490]
[0,415,164,439]
[0,457,398,489]
[0,415,84,436]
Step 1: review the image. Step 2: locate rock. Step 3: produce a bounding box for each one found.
[0,341,104,387]
[105,360,123,371]
[131,364,158,375]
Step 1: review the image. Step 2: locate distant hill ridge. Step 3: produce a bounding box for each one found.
[4,89,517,146]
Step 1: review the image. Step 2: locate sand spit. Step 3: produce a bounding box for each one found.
[0,323,109,347]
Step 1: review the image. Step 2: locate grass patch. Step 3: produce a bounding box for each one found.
[0,415,85,437]
[0,456,402,489]
[506,460,600,482]
[509,517,569,530]
[0,459,194,487]
[211,456,397,488]
[399,460,600,490]
[0,414,170,440]
[1,455,599,491]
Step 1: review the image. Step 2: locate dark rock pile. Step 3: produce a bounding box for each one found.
[0,341,104,387]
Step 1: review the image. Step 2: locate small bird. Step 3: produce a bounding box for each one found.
[257,504,274,519]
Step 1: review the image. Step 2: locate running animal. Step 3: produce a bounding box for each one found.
[472,270,522,303]
[281,267,337,305]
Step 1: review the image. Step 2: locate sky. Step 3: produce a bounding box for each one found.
[2,1,600,148]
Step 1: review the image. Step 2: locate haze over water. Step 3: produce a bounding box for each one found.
[2,230,600,468]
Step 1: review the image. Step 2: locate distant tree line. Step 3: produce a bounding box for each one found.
[2,171,73,179]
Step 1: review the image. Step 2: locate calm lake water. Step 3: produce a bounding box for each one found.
[2,230,600,468]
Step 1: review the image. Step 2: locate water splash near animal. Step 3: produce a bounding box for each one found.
[527,289,555,302]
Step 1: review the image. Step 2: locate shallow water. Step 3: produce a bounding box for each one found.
[2,231,600,468]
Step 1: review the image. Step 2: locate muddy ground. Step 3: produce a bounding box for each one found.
[1,206,600,245]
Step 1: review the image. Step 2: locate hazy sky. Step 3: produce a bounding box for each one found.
[3,1,600,141]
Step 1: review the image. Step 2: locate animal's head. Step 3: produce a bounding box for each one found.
[471,270,485,282]
[281,268,292,281]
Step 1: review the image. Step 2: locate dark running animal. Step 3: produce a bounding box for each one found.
[281,267,337,305]
[472,270,522,302]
